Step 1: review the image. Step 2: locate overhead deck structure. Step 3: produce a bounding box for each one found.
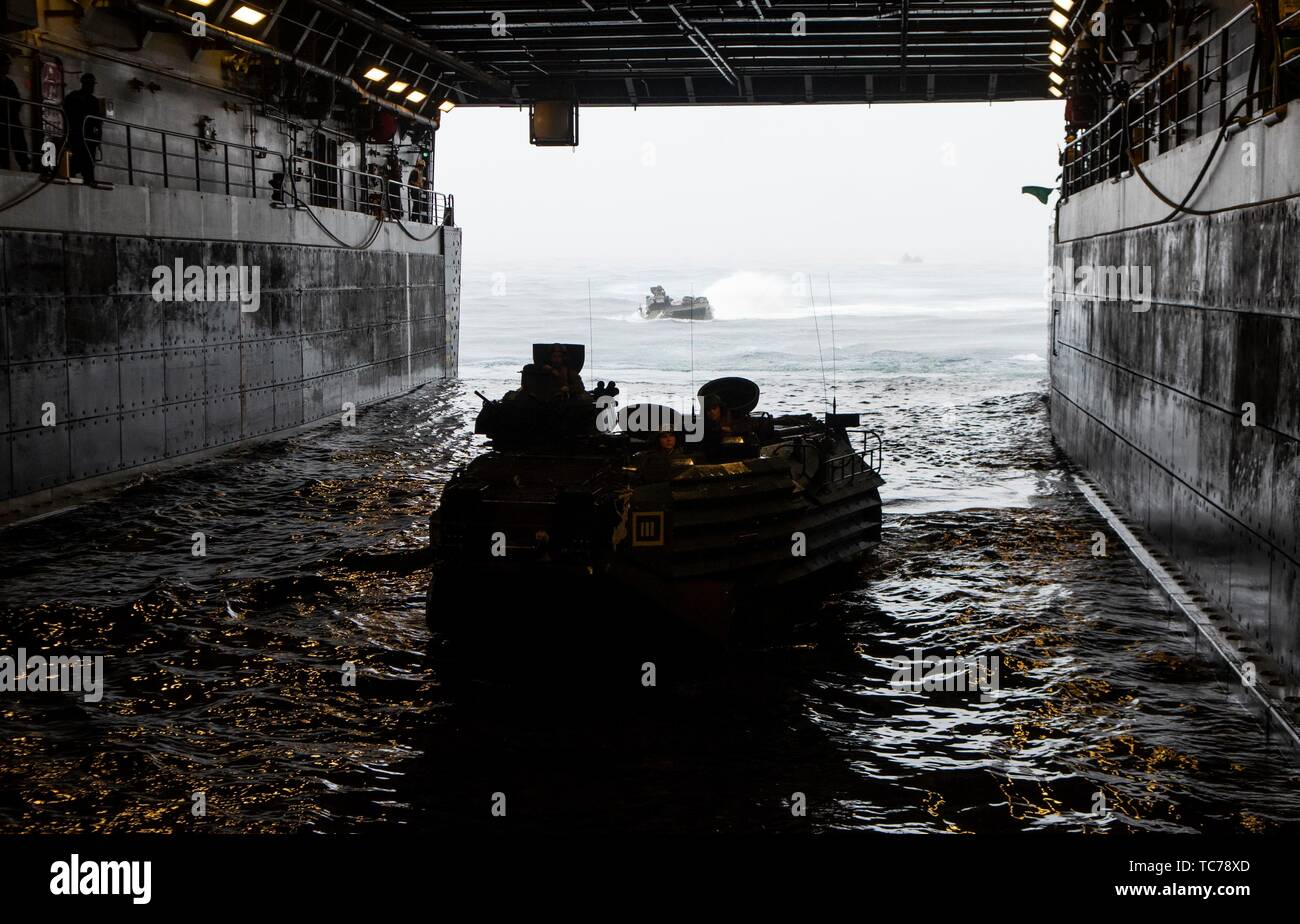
[130,0,1056,106]
[393,0,1056,104]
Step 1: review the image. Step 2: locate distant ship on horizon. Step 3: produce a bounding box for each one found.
[900,253,924,264]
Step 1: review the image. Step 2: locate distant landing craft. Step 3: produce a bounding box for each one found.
[642,286,713,320]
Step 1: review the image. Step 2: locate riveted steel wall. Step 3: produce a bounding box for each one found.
[1050,196,1300,686]
[0,222,457,513]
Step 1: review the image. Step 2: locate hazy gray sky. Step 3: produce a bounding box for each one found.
[437,101,1063,270]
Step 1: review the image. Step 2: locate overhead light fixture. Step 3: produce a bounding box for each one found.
[1049,70,1065,86]
[1049,9,1069,29]
[387,80,410,93]
[406,89,427,103]
[185,0,215,6]
[1053,0,1074,11]
[229,5,266,25]
[1049,51,1064,66]
[1049,85,1064,98]
[1050,38,1068,56]
[363,67,389,81]
[438,99,456,113]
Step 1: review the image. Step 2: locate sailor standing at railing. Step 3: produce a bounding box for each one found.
[0,52,30,172]
[408,157,428,222]
[62,73,102,187]
[385,153,403,220]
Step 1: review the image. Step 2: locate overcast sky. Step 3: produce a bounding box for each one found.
[436,100,1063,271]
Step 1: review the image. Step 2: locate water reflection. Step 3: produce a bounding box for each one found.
[1,376,1298,833]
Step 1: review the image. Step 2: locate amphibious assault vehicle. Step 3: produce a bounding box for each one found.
[641,285,713,321]
[426,344,883,647]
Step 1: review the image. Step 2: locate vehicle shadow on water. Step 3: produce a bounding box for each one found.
[368,612,876,834]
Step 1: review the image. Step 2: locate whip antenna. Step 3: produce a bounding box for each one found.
[689,282,695,395]
[826,274,838,414]
[808,273,829,411]
[587,277,594,378]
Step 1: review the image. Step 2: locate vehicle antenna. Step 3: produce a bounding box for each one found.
[689,281,695,395]
[809,273,829,411]
[587,277,594,379]
[826,274,837,414]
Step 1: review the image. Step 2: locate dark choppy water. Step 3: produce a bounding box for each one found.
[2,263,1298,833]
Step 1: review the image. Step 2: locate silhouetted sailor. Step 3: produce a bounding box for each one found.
[0,53,30,172]
[385,153,403,219]
[62,73,102,185]
[408,157,428,222]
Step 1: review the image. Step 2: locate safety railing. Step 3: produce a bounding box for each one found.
[786,427,884,488]
[1061,5,1274,198]
[817,428,883,485]
[0,96,66,173]
[97,112,287,199]
[0,96,452,225]
[847,427,884,475]
[285,152,451,224]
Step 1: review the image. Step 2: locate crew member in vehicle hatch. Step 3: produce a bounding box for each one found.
[542,343,586,398]
[635,429,682,483]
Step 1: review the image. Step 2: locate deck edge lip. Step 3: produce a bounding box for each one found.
[1072,473,1300,752]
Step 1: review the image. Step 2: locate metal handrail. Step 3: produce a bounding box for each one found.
[0,96,452,225]
[0,95,67,170]
[823,451,865,486]
[784,426,884,487]
[1061,5,1269,198]
[1129,5,1254,106]
[285,151,449,224]
[846,427,884,475]
[94,112,286,198]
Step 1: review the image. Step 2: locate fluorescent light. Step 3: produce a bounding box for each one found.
[1049,70,1065,86]
[1049,51,1064,66]
[363,67,389,81]
[387,80,409,93]
[438,99,456,113]
[1049,9,1069,29]
[230,5,266,25]
[1050,38,1068,56]
[405,89,427,103]
[1049,85,1064,98]
[1053,0,1074,11]
[185,0,215,6]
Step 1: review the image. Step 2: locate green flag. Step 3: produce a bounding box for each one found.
[1021,185,1053,204]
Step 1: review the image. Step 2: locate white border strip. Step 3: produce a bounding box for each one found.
[1072,474,1300,750]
